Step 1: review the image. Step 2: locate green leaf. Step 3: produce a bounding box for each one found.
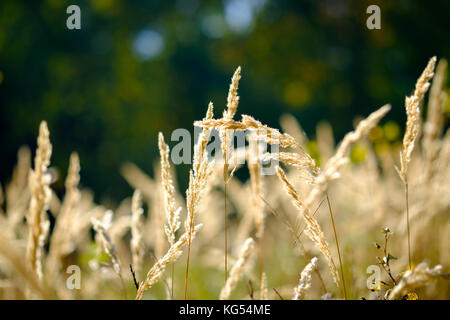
[387,253,397,261]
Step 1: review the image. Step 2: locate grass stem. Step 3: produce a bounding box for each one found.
[326,192,347,300]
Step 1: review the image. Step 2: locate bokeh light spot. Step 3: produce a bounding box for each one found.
[132,29,164,61]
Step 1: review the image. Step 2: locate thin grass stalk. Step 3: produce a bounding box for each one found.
[220,67,241,282]
[184,103,214,299]
[325,192,347,299]
[138,225,202,300]
[220,237,255,300]
[259,195,328,294]
[396,57,436,270]
[159,132,181,298]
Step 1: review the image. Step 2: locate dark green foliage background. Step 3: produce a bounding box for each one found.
[1,0,449,202]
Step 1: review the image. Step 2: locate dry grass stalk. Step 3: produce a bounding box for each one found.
[279,113,308,146]
[47,152,81,276]
[325,192,346,299]
[275,105,390,291]
[152,166,167,259]
[248,134,265,239]
[220,237,255,300]
[220,67,241,283]
[6,146,31,231]
[194,102,214,174]
[422,58,447,183]
[137,224,202,300]
[0,233,55,299]
[158,132,181,246]
[317,105,391,194]
[0,183,3,216]
[91,215,122,276]
[248,133,265,280]
[223,66,241,121]
[398,57,436,184]
[309,105,390,284]
[388,262,449,299]
[396,57,436,270]
[242,115,297,148]
[185,103,215,298]
[2,64,450,301]
[121,162,156,200]
[26,121,52,281]
[195,116,297,149]
[316,121,335,163]
[131,189,144,277]
[260,272,268,300]
[263,151,319,183]
[293,257,318,300]
[276,166,340,288]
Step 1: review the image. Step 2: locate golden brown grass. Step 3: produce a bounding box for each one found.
[26,121,52,283]
[293,257,317,300]
[396,57,437,270]
[0,59,449,300]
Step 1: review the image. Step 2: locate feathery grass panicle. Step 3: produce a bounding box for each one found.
[36,219,50,282]
[212,68,242,287]
[196,116,297,149]
[260,272,268,300]
[220,237,255,300]
[224,66,241,121]
[0,183,3,215]
[422,58,447,183]
[396,57,436,271]
[0,232,55,299]
[221,67,241,167]
[220,68,241,285]
[2,64,450,301]
[91,214,121,276]
[398,57,436,184]
[248,133,265,279]
[293,257,318,300]
[194,102,214,175]
[6,146,31,228]
[286,105,390,288]
[279,113,308,146]
[263,151,319,183]
[185,104,215,237]
[137,224,203,300]
[276,166,340,289]
[185,104,215,298]
[159,132,181,246]
[121,162,157,199]
[241,115,297,148]
[65,152,81,199]
[26,121,52,281]
[131,189,144,277]
[248,134,265,239]
[47,152,81,275]
[318,104,391,192]
[389,262,449,299]
[316,121,335,163]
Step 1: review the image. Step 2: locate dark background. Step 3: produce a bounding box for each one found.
[1,0,449,203]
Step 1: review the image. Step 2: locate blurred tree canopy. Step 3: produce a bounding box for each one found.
[1,0,449,202]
